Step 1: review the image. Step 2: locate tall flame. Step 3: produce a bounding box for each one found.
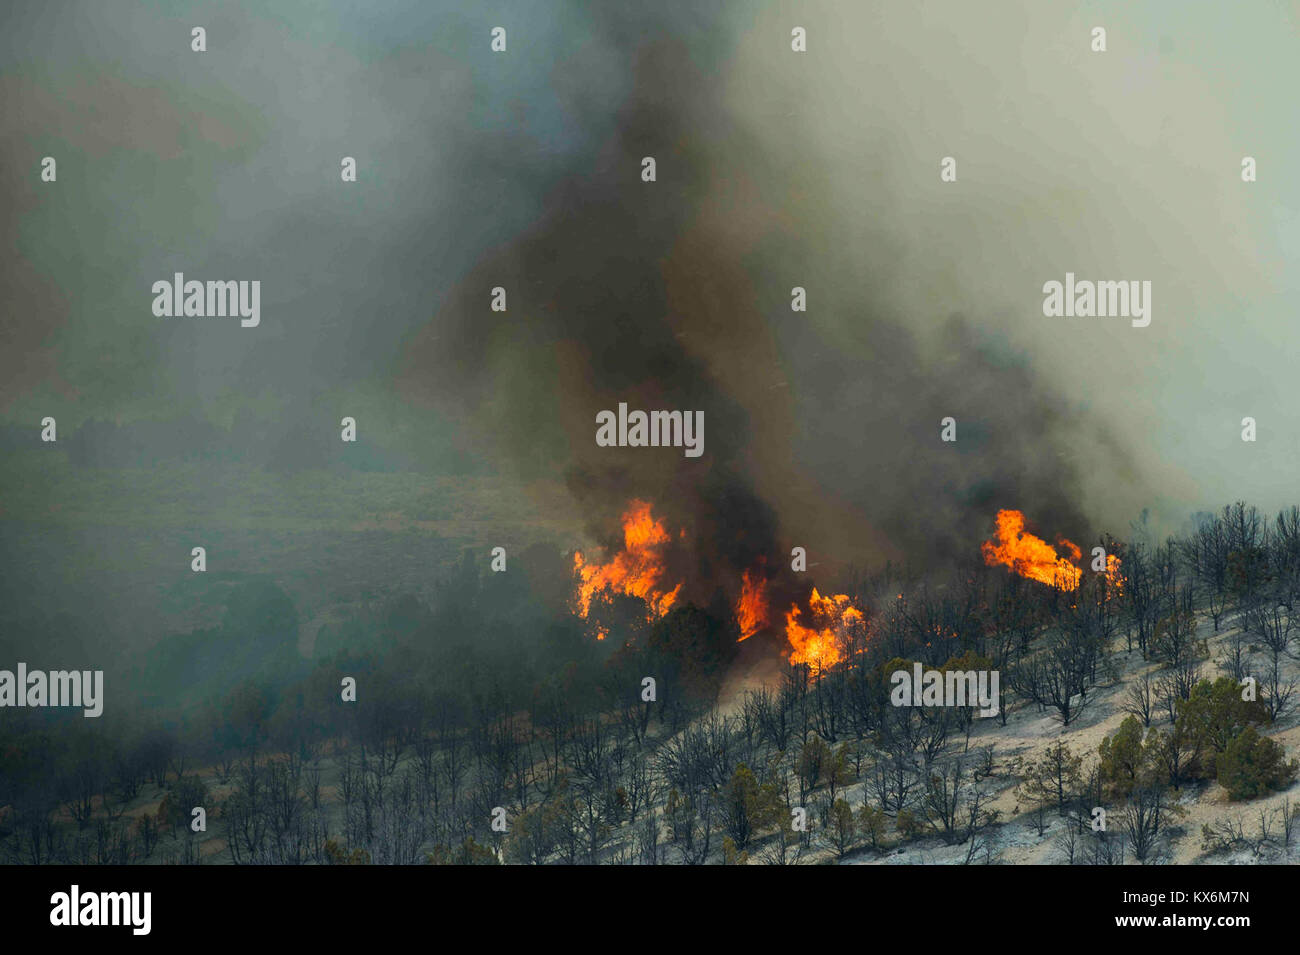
[573,500,682,638]
[735,567,769,641]
[981,508,1082,590]
[784,587,865,673]
[1103,552,1123,594]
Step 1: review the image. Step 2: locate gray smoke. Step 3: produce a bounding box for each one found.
[398,6,1136,587]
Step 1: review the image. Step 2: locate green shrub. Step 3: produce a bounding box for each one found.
[1216,726,1298,800]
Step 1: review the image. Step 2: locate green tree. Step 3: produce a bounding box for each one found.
[723,763,782,850]
[426,836,498,865]
[856,802,887,852]
[504,793,566,865]
[1142,719,1200,789]
[325,839,370,864]
[1177,676,1270,778]
[721,835,749,865]
[1217,726,1298,800]
[1098,716,1147,795]
[1015,739,1083,827]
[897,808,921,841]
[796,736,832,801]
[828,798,856,858]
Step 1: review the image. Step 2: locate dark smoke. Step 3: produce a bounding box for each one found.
[398,14,1139,606]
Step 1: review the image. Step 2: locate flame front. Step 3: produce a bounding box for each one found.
[1103,552,1123,594]
[573,500,682,639]
[981,509,1124,596]
[735,567,769,641]
[784,587,864,673]
[981,508,1082,590]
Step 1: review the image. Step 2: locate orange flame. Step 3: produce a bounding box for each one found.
[977,509,1081,589]
[784,588,865,673]
[1104,553,1124,594]
[981,509,1082,590]
[735,567,769,641]
[573,500,682,639]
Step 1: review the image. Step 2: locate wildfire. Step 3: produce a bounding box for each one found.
[573,500,682,639]
[573,499,873,669]
[1103,553,1124,595]
[981,509,1082,590]
[784,587,865,673]
[981,508,1122,592]
[735,567,769,641]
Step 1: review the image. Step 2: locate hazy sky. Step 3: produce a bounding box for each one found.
[4,0,1298,558]
[722,1,1300,536]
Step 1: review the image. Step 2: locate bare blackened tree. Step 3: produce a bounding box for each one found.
[1154,668,1193,725]
[1077,828,1126,865]
[59,735,105,831]
[1272,506,1300,608]
[1185,512,1232,631]
[618,753,654,823]
[1244,599,1298,721]
[1010,615,1106,726]
[138,725,176,789]
[531,686,570,794]
[919,757,999,857]
[746,686,793,753]
[811,664,849,744]
[986,583,1026,726]
[1152,586,1202,669]
[1124,540,1159,659]
[1218,629,1253,683]
[634,809,661,865]
[665,787,715,865]
[870,714,920,815]
[223,760,269,865]
[615,678,654,750]
[1124,671,1156,728]
[1123,784,1175,863]
[1224,501,1269,600]
[263,760,309,864]
[921,758,967,845]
